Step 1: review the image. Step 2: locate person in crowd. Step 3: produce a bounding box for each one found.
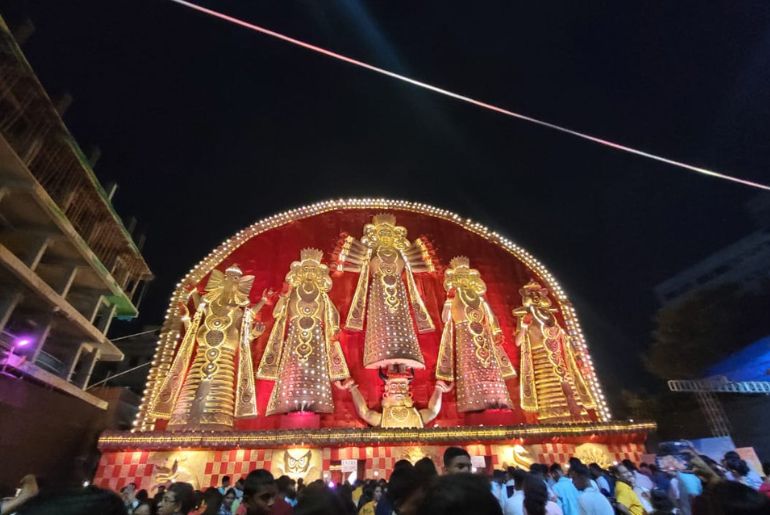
[638,464,653,479]
[549,464,579,515]
[611,465,644,515]
[414,457,438,481]
[359,483,382,515]
[272,476,294,515]
[529,464,556,502]
[356,481,374,512]
[0,474,38,515]
[351,480,364,506]
[648,490,676,515]
[646,464,671,493]
[293,481,345,515]
[760,462,770,498]
[385,464,423,515]
[336,483,356,515]
[154,485,167,508]
[134,501,153,515]
[220,488,237,515]
[374,460,412,515]
[219,477,232,496]
[200,488,223,515]
[587,464,612,496]
[16,485,127,515]
[443,447,472,474]
[295,479,304,495]
[192,491,206,515]
[723,451,763,490]
[492,470,509,509]
[571,465,613,515]
[621,462,652,513]
[137,489,150,505]
[503,468,527,515]
[621,460,654,492]
[505,467,517,499]
[241,470,277,515]
[668,467,702,515]
[686,451,770,514]
[234,479,245,499]
[157,482,195,515]
[418,473,502,515]
[123,483,141,514]
[523,475,562,515]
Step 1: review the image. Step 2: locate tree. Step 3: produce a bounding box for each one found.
[645,281,770,380]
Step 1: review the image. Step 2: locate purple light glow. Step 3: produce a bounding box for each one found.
[15,338,31,348]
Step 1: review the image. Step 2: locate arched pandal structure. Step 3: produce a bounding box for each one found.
[96,199,652,491]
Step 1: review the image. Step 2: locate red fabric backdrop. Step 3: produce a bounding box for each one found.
[157,209,599,431]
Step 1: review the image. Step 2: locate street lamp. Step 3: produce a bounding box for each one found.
[1,337,32,376]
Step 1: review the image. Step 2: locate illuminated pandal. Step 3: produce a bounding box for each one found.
[134,199,613,433]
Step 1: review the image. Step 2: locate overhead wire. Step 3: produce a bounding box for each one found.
[167,0,770,191]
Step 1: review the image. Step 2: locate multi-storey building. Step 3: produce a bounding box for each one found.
[0,16,152,485]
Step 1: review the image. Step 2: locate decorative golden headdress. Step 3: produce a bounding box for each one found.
[521,280,546,292]
[204,263,254,305]
[300,248,324,263]
[371,213,397,226]
[449,256,470,269]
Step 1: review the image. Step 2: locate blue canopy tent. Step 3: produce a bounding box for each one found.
[706,336,770,382]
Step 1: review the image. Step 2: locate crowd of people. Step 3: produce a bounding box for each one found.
[2,447,769,515]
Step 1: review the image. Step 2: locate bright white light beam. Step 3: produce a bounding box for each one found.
[168,0,770,191]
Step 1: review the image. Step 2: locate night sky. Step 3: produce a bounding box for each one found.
[2,1,769,402]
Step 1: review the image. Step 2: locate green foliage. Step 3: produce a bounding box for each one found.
[645,282,770,380]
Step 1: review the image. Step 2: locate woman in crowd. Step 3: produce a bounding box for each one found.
[220,488,237,515]
[523,476,562,515]
[358,483,382,515]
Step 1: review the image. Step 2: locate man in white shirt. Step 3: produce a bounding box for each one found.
[572,465,614,515]
[504,469,528,515]
[491,469,509,509]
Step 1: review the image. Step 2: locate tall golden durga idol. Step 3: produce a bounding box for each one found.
[256,249,350,415]
[436,257,517,412]
[513,280,597,420]
[148,265,268,430]
[336,214,449,428]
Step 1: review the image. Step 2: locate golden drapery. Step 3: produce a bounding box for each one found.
[436,257,515,412]
[259,249,351,415]
[339,214,435,369]
[148,266,259,429]
[515,281,596,420]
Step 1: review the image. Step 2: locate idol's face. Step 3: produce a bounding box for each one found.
[383,380,410,404]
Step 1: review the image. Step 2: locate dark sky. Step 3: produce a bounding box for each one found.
[3,1,769,402]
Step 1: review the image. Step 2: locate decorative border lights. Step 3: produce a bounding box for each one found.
[133,199,613,430]
[106,421,655,450]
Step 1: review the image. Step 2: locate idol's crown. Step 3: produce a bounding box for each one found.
[300,248,324,262]
[449,256,470,269]
[225,264,243,276]
[521,280,543,290]
[372,213,397,226]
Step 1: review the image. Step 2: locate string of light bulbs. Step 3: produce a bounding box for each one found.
[168,0,770,192]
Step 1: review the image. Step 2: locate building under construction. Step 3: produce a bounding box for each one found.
[0,16,152,486]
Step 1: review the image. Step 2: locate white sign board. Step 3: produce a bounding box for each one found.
[341,459,358,472]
